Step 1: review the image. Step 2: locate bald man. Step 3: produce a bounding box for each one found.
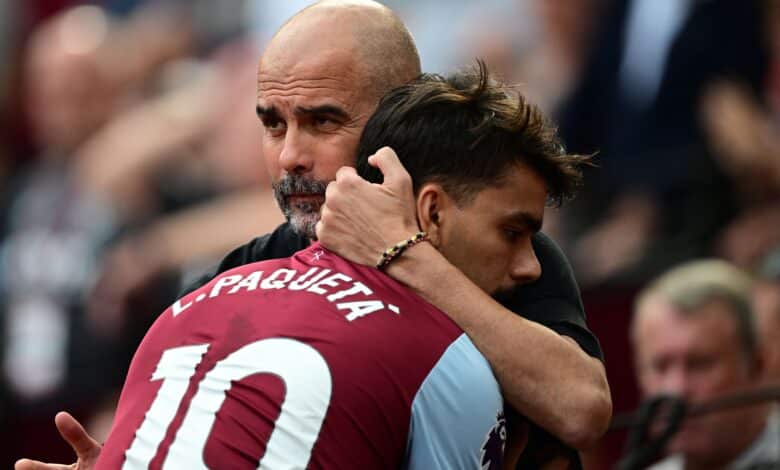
[211,0,610,450]
[16,1,609,468]
[192,4,608,462]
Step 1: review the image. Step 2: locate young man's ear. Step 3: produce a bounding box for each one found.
[416,183,451,248]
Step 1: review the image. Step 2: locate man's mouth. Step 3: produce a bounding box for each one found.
[287,193,325,203]
[272,175,329,218]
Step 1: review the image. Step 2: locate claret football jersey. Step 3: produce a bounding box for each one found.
[96,243,505,469]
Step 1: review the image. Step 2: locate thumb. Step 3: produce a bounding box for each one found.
[368,147,411,190]
[55,411,102,459]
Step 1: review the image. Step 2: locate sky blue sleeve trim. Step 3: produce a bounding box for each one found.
[404,333,506,470]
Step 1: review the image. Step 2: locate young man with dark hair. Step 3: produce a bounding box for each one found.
[89,63,586,468]
[16,1,610,469]
[194,0,610,455]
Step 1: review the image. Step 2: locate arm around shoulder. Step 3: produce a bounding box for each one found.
[386,242,612,449]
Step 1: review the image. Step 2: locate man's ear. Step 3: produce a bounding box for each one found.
[416,183,452,248]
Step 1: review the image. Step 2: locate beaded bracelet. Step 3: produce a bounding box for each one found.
[376,231,429,270]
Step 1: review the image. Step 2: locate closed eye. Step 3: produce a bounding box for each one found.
[503,228,525,242]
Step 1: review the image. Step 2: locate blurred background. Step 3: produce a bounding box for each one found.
[0,0,777,468]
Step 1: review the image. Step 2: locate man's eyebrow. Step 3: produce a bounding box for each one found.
[508,211,543,233]
[294,104,350,120]
[255,105,278,117]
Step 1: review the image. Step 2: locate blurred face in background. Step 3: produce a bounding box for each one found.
[25,48,108,155]
[753,280,780,380]
[632,296,762,464]
[24,8,113,156]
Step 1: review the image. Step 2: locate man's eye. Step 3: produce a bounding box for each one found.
[504,229,522,241]
[262,117,286,133]
[314,116,337,128]
[651,358,669,374]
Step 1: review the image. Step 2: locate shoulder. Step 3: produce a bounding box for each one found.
[405,334,504,469]
[178,223,309,297]
[217,222,310,270]
[237,222,310,265]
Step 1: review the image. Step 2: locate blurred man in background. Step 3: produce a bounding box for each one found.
[631,260,779,469]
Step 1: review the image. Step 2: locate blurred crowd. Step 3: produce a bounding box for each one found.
[0,0,778,468]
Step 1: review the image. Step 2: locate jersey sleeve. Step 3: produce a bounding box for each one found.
[506,232,603,360]
[404,334,505,470]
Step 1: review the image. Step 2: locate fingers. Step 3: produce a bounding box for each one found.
[13,412,92,470]
[314,205,332,243]
[334,166,357,179]
[55,411,102,459]
[14,459,75,470]
[332,166,362,190]
[368,147,411,190]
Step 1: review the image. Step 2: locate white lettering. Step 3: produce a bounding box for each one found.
[176,266,396,325]
[209,275,244,298]
[227,271,263,294]
[260,269,297,290]
[338,301,387,322]
[289,268,331,291]
[307,273,352,295]
[172,298,193,317]
[326,281,372,302]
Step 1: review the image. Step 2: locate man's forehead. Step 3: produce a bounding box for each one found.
[259,33,363,80]
[257,73,353,94]
[257,51,368,102]
[256,76,362,114]
[490,164,546,222]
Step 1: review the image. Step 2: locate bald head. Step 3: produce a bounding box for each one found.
[261,0,420,103]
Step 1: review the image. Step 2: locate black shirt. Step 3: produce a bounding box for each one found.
[181,224,601,467]
[182,223,602,360]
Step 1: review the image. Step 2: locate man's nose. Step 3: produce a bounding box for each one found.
[510,244,541,285]
[278,127,313,175]
[659,366,692,398]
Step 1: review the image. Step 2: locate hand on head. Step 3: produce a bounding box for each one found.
[316,146,420,266]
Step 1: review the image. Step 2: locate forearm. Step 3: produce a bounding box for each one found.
[387,242,612,449]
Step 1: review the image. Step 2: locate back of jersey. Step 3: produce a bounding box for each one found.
[95,243,484,469]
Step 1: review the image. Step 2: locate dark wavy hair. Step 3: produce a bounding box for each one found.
[355,60,589,206]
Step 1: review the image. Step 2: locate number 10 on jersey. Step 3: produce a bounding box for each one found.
[122,338,333,469]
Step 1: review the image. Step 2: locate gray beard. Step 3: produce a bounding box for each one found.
[272,175,329,240]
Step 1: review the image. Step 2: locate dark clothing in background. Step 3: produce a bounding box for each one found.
[182,223,603,360]
[556,0,769,283]
[182,223,603,467]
